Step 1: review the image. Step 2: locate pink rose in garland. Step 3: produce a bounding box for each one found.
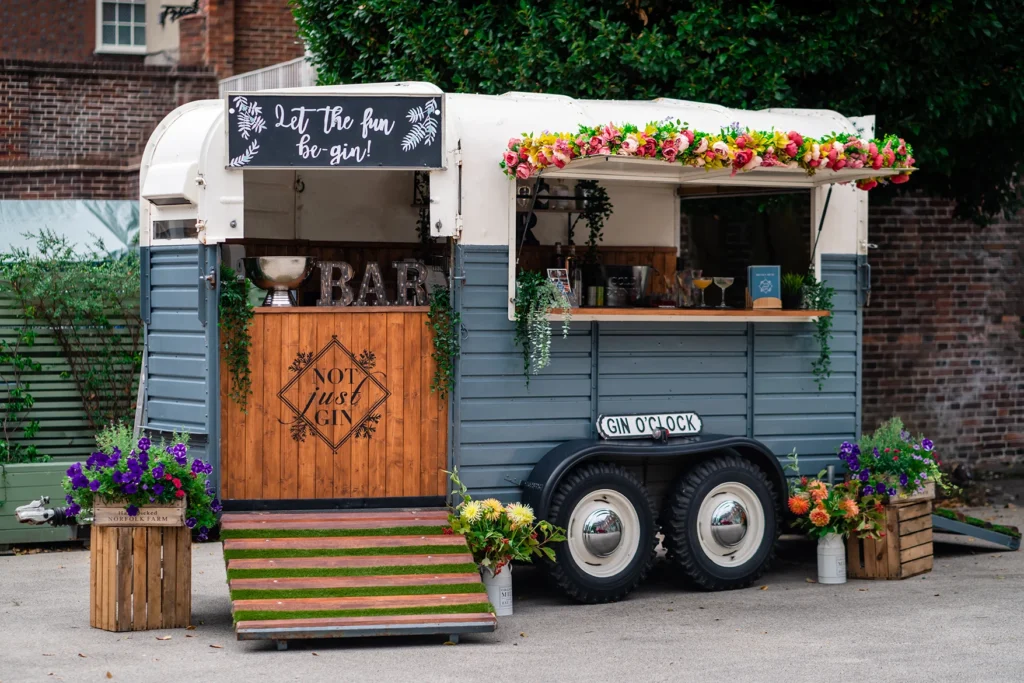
[503,150,518,167]
[515,163,532,180]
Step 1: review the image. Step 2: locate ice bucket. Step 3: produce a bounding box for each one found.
[243,256,315,307]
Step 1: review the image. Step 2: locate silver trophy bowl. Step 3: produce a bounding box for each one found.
[243,256,315,307]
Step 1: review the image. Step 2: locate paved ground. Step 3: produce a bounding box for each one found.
[1,502,1021,683]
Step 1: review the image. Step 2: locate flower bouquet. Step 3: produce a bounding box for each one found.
[788,477,885,584]
[62,424,221,540]
[446,469,565,615]
[838,417,949,502]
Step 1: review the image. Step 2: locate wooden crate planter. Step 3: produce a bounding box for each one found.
[847,483,935,580]
[89,499,191,632]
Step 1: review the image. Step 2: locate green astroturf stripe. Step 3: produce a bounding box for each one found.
[230,583,485,601]
[220,526,446,539]
[226,563,480,580]
[222,545,465,560]
[233,603,494,625]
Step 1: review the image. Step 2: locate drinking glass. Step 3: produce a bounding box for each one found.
[692,271,713,308]
[714,277,734,308]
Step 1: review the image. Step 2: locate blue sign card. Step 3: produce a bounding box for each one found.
[748,265,781,308]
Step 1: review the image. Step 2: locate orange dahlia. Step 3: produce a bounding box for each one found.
[808,480,829,503]
[839,498,860,519]
[788,495,811,515]
[809,505,831,527]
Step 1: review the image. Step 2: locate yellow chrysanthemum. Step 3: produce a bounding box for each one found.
[482,498,504,521]
[505,502,535,529]
[772,130,791,149]
[460,501,482,522]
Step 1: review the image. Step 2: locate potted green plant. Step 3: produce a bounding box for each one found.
[446,470,564,616]
[781,272,807,309]
[513,270,571,383]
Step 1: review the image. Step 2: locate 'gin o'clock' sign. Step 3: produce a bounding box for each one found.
[597,412,703,440]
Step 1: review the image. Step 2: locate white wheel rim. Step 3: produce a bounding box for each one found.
[567,489,641,578]
[696,482,764,567]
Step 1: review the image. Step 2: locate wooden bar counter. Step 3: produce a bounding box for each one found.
[220,307,447,503]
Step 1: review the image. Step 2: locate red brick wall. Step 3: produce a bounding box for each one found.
[863,194,1024,471]
[0,60,218,199]
[0,0,97,63]
[234,0,304,74]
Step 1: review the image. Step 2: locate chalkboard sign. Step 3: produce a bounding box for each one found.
[225,93,444,170]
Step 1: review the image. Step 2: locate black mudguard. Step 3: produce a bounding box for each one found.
[520,434,786,520]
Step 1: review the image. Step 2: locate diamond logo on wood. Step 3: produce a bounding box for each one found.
[278,336,391,452]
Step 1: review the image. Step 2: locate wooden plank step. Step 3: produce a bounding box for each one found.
[230,573,482,591]
[232,592,487,613]
[221,510,448,526]
[235,612,497,641]
[227,553,475,571]
[223,535,465,551]
[221,518,445,532]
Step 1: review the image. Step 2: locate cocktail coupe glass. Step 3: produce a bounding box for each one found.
[692,270,713,308]
[714,277,734,308]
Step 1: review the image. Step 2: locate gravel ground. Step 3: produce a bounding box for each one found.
[0,502,1021,683]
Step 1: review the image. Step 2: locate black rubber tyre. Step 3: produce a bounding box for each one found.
[544,462,657,604]
[662,455,780,591]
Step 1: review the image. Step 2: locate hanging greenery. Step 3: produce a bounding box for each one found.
[0,324,45,465]
[218,262,254,411]
[513,270,571,384]
[804,270,835,391]
[1,230,142,431]
[413,171,434,256]
[427,286,461,398]
[576,180,613,265]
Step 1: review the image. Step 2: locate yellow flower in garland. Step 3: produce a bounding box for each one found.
[505,502,535,529]
[481,498,504,521]
[460,501,482,522]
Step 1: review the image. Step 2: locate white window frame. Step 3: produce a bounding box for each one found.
[95,0,148,56]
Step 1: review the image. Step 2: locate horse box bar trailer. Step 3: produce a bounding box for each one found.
[139,82,893,603]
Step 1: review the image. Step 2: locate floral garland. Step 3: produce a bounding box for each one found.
[500,122,914,191]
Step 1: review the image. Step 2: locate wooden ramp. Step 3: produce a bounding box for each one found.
[221,509,496,648]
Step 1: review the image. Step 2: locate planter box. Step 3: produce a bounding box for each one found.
[90,510,191,632]
[94,497,186,527]
[847,485,935,580]
[0,462,79,548]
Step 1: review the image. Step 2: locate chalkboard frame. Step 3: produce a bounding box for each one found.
[222,91,447,172]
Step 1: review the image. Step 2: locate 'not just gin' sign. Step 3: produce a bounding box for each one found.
[225,93,444,169]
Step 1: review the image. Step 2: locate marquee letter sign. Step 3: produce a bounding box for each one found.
[226,93,444,169]
[596,412,703,440]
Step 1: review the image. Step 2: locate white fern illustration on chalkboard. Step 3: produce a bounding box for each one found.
[233,96,267,140]
[229,140,260,167]
[401,98,439,152]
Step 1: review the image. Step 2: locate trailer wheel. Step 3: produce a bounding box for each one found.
[545,462,656,604]
[662,455,779,591]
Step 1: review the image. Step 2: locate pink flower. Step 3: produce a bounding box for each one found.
[503,151,518,167]
[857,179,878,191]
[641,138,657,157]
[784,142,799,157]
[663,147,678,163]
[809,159,820,168]
[536,149,550,165]
[734,149,753,168]
[872,155,883,170]
[553,151,569,169]
[890,173,911,184]
[827,148,838,163]
[619,136,639,155]
[735,134,748,149]
[832,158,846,170]
[694,137,709,155]
[519,149,530,160]
[507,137,522,149]
[712,141,730,159]
[788,131,803,147]
[515,164,532,180]
[597,146,611,155]
[682,129,695,145]
[554,138,570,154]
[868,142,878,155]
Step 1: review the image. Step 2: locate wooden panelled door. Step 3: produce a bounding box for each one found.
[220,309,448,501]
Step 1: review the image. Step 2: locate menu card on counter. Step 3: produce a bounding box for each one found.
[747,265,781,309]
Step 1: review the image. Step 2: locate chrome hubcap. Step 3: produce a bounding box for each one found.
[581,508,623,557]
[709,499,748,547]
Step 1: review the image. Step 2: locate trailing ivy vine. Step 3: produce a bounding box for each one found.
[513,270,571,385]
[0,324,45,464]
[576,180,613,265]
[804,270,835,390]
[426,286,460,398]
[219,262,254,411]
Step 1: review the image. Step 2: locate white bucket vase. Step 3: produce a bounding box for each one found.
[480,564,513,617]
[817,533,847,584]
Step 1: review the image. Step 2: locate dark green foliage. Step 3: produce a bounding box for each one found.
[781,272,806,296]
[803,270,835,391]
[230,583,485,600]
[427,287,460,398]
[220,525,446,539]
[233,602,494,624]
[0,327,44,464]
[1,231,142,431]
[293,0,1024,223]
[218,263,254,412]
[576,180,613,265]
[227,563,479,580]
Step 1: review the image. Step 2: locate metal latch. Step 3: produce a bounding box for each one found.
[200,267,216,290]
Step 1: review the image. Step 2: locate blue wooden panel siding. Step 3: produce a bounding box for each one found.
[143,246,209,434]
[453,248,860,500]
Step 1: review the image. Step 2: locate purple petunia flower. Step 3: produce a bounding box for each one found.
[920,472,928,480]
[66,463,82,477]
[137,437,151,452]
[863,485,874,496]
[123,483,138,495]
[185,517,197,529]
[899,473,909,487]
[900,429,910,442]
[921,439,934,451]
[149,497,155,503]
[89,480,101,492]
[859,470,870,483]
[67,503,81,516]
[888,487,897,496]
[125,505,140,517]
[839,441,854,454]
[152,465,164,480]
[174,454,187,466]
[210,498,222,513]
[872,447,880,458]
[71,474,89,490]
[152,484,164,496]
[65,494,74,504]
